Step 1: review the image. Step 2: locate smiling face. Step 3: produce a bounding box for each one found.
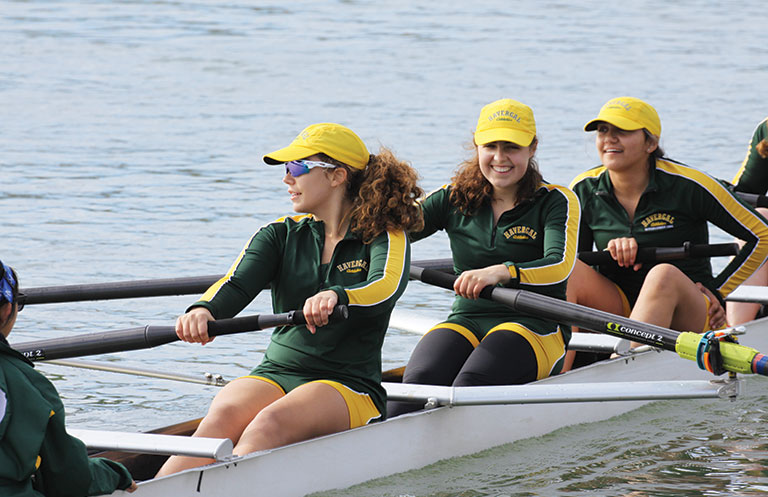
[282,154,346,214]
[477,140,536,196]
[595,122,657,172]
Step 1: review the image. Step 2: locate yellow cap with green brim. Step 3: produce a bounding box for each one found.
[263,123,369,170]
[474,99,536,147]
[584,96,661,137]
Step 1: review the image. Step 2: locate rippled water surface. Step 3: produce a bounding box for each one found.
[2,1,768,495]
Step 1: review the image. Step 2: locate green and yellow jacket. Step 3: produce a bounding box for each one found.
[732,117,768,194]
[571,158,768,306]
[412,183,581,335]
[193,214,410,414]
[0,336,133,497]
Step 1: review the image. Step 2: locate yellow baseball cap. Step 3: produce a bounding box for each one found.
[584,97,661,137]
[474,99,536,147]
[263,123,370,170]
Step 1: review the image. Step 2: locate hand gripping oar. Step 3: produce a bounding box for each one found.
[13,305,349,361]
[576,241,738,266]
[410,265,768,377]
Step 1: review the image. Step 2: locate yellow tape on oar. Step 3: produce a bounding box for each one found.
[675,332,764,375]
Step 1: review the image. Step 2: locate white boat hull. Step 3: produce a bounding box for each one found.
[117,317,768,497]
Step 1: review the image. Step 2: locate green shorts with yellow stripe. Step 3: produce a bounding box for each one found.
[435,313,567,378]
[247,360,382,428]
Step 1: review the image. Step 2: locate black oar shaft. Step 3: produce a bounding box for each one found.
[14,306,349,361]
[411,266,680,351]
[20,258,456,306]
[577,242,738,266]
[22,275,222,305]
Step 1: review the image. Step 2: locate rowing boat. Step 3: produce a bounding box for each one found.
[83,313,767,497]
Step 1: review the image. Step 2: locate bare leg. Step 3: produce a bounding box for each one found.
[726,208,768,325]
[155,377,283,477]
[629,264,708,333]
[233,381,349,455]
[563,259,626,372]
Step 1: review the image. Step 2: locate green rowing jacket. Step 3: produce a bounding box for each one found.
[0,337,133,497]
[412,183,581,336]
[570,158,768,306]
[193,214,410,414]
[732,117,768,194]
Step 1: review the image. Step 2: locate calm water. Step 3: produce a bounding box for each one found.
[2,1,768,495]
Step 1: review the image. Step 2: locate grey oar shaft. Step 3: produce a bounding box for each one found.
[43,359,228,386]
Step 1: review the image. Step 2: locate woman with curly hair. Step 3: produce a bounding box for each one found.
[728,117,768,325]
[157,123,423,475]
[388,99,581,417]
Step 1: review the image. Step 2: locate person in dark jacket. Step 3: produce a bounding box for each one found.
[0,260,136,496]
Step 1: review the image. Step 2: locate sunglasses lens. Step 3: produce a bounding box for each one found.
[285,161,310,177]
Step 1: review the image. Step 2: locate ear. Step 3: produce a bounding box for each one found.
[529,140,538,157]
[645,135,659,154]
[328,167,349,188]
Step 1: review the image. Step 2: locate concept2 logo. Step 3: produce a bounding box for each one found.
[605,322,663,344]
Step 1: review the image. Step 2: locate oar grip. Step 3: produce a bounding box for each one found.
[410,266,456,292]
[578,242,739,266]
[291,305,349,325]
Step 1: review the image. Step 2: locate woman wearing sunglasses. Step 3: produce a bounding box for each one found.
[157,123,423,476]
[565,98,768,368]
[0,261,137,495]
[388,99,581,417]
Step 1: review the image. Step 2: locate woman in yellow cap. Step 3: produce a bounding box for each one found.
[157,123,423,476]
[727,117,768,325]
[566,97,768,368]
[388,99,581,417]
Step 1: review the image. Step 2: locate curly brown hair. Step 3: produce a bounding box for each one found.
[757,138,768,159]
[318,149,424,243]
[449,137,543,216]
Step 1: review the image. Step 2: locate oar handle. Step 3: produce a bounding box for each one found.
[19,258,456,306]
[205,305,349,337]
[737,192,768,208]
[409,266,493,299]
[577,242,739,266]
[14,305,349,361]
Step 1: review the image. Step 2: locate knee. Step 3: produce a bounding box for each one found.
[642,264,684,292]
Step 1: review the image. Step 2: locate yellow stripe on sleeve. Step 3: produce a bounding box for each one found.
[658,160,768,297]
[569,166,606,190]
[345,229,408,307]
[518,185,581,286]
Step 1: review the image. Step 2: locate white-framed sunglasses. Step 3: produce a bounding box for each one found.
[284,160,338,177]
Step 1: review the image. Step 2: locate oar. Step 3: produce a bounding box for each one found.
[13,305,348,361]
[19,258,455,306]
[577,242,738,266]
[410,265,768,377]
[19,242,739,307]
[737,191,768,208]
